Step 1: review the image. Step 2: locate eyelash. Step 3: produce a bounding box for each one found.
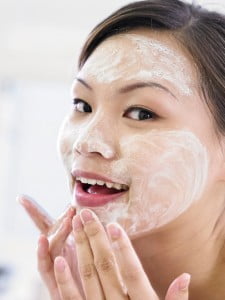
[73,98,92,113]
[123,106,157,121]
[73,98,158,121]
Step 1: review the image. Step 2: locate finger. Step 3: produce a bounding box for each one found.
[18,194,53,234]
[49,216,73,259]
[80,209,128,300]
[18,194,75,236]
[72,214,104,300]
[54,256,82,300]
[37,234,61,300]
[165,273,190,300]
[49,206,76,236]
[107,222,158,300]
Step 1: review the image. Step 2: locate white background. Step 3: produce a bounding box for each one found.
[0,0,224,299]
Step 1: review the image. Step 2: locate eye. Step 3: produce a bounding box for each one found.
[73,98,92,113]
[124,106,157,121]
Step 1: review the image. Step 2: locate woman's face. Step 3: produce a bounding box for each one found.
[58,30,224,238]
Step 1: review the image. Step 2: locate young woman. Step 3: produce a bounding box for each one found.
[19,0,225,299]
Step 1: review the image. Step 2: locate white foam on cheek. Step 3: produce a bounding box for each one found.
[57,117,76,166]
[58,114,116,166]
[85,130,208,237]
[59,113,207,237]
[127,130,208,236]
[78,33,194,96]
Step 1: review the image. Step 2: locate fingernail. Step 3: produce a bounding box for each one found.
[80,209,95,224]
[16,194,27,205]
[178,273,191,291]
[107,223,121,240]
[72,215,83,231]
[68,206,76,216]
[16,194,36,208]
[70,206,76,213]
[55,257,65,273]
[16,195,22,204]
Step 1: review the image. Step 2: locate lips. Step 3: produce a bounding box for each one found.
[71,170,129,207]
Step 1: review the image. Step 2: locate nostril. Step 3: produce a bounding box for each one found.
[73,140,116,159]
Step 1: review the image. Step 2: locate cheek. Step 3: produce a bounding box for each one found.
[59,139,71,157]
[120,130,209,237]
[57,117,75,167]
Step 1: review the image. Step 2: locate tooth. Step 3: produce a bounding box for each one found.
[97,180,105,186]
[122,184,128,190]
[114,183,122,190]
[106,182,114,188]
[80,177,88,184]
[76,176,128,190]
[87,179,97,185]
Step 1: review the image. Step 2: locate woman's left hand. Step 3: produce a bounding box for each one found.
[53,208,190,300]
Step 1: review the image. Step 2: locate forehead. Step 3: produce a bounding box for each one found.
[78,30,197,97]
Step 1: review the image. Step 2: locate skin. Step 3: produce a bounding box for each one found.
[72,130,209,238]
[19,195,190,299]
[59,32,212,238]
[20,29,225,299]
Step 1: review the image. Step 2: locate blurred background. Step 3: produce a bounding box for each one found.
[0,0,224,299]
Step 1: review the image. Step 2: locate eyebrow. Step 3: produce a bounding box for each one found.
[76,77,92,90]
[119,82,178,100]
[76,77,178,100]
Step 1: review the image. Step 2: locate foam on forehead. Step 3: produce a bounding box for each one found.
[78,33,194,96]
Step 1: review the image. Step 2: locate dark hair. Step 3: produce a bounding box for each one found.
[78,0,225,135]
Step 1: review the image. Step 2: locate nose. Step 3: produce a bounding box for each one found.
[73,120,117,160]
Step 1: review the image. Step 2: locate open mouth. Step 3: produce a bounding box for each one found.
[74,176,129,207]
[77,176,129,194]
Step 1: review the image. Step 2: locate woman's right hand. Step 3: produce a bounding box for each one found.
[18,194,84,300]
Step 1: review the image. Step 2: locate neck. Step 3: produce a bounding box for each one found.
[131,195,225,299]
